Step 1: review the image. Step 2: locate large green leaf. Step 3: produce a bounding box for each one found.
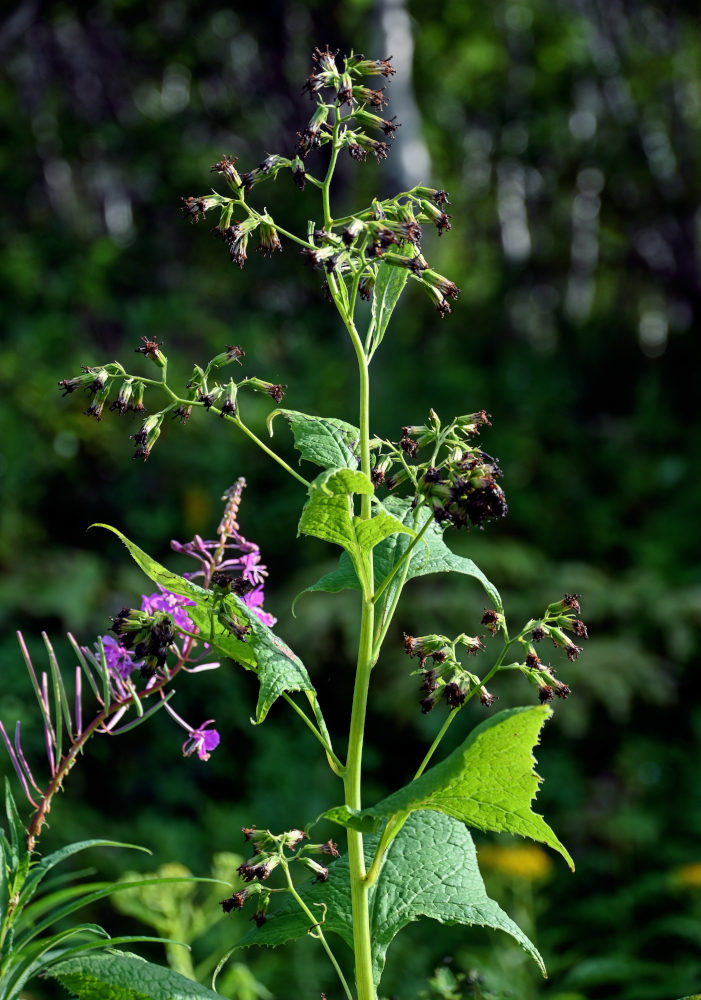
[324,706,573,870]
[297,470,413,597]
[237,811,545,984]
[297,496,502,611]
[94,526,314,722]
[48,951,223,1000]
[267,409,360,470]
[371,260,409,351]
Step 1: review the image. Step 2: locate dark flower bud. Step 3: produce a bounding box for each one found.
[570,620,589,639]
[132,414,163,460]
[212,571,234,591]
[480,610,503,635]
[337,72,353,106]
[348,133,390,162]
[181,195,218,223]
[250,903,269,927]
[247,378,287,403]
[347,141,366,162]
[197,388,221,410]
[135,337,166,368]
[318,839,340,858]
[342,219,365,246]
[444,682,466,709]
[210,156,242,189]
[58,371,94,396]
[172,405,192,423]
[400,436,419,457]
[562,593,581,614]
[291,156,306,190]
[237,860,274,882]
[313,44,340,76]
[220,381,238,418]
[354,109,400,138]
[404,633,450,667]
[297,104,330,156]
[258,221,282,256]
[346,55,396,78]
[352,85,388,109]
[420,695,438,714]
[85,385,110,421]
[415,186,451,207]
[282,829,307,850]
[555,681,571,699]
[420,669,439,693]
[538,685,554,704]
[525,651,541,670]
[421,269,459,299]
[221,889,248,913]
[110,379,135,415]
[532,625,546,642]
[479,688,495,707]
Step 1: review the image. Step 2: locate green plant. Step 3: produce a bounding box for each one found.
[4,43,613,1000]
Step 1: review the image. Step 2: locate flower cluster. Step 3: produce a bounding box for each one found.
[171,478,276,627]
[403,632,494,713]
[370,409,508,532]
[57,345,287,462]
[175,46,459,317]
[219,826,340,927]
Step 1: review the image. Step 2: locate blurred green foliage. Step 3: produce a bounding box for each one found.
[2,0,701,998]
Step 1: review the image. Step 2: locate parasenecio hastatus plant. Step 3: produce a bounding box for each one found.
[2,45,589,1000]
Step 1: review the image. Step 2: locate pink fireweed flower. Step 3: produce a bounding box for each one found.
[99,635,141,680]
[141,586,196,632]
[171,478,276,626]
[164,702,219,761]
[183,721,220,761]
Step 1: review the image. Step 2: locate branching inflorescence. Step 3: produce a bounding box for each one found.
[1,44,589,1000]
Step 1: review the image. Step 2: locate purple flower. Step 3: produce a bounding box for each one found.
[182,721,220,761]
[99,635,140,679]
[141,586,195,632]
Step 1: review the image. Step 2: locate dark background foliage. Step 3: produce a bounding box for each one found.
[2,1,701,998]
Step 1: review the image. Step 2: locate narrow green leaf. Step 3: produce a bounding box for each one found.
[298,469,413,596]
[324,706,573,870]
[92,525,314,722]
[48,952,224,1000]
[19,840,150,908]
[267,409,360,470]
[296,497,502,612]
[238,812,545,984]
[371,260,409,351]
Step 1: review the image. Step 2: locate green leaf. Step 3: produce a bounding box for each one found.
[297,470,413,597]
[297,497,502,611]
[19,840,150,909]
[324,706,573,870]
[267,409,360,470]
[48,951,223,1000]
[371,260,409,351]
[93,525,314,723]
[237,811,545,984]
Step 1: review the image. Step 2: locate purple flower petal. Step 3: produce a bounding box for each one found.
[182,721,220,761]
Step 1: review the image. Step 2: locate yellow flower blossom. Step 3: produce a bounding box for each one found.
[477,844,553,881]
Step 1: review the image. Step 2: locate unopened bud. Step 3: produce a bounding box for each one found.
[291,156,306,191]
[135,337,166,369]
[480,610,504,636]
[247,378,287,404]
[210,155,242,190]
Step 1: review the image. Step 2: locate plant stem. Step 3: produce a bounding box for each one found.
[371,511,433,604]
[280,693,344,776]
[232,415,310,488]
[281,862,353,1000]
